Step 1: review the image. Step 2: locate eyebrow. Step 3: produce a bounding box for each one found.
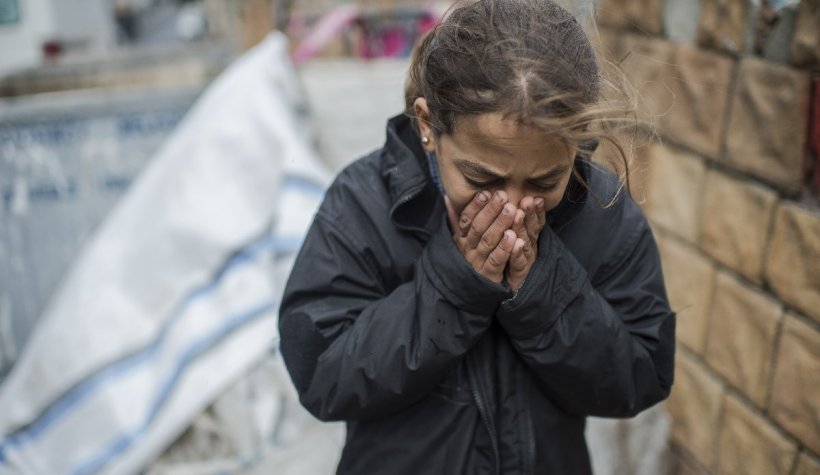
[453,159,570,181]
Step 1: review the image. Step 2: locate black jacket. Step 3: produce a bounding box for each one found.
[279,115,675,475]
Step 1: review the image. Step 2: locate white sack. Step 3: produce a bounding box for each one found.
[0,32,342,475]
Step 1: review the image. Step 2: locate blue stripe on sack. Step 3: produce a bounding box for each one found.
[0,173,323,465]
[0,232,305,468]
[70,299,276,475]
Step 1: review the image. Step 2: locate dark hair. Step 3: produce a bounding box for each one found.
[405,0,640,205]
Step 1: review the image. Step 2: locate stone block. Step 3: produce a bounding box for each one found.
[765,203,820,324]
[724,58,811,195]
[697,0,755,55]
[664,0,702,46]
[620,36,677,125]
[699,170,778,283]
[670,450,710,475]
[663,46,734,160]
[598,0,664,35]
[644,145,707,243]
[717,395,798,475]
[704,272,782,407]
[791,0,820,67]
[666,352,724,469]
[656,236,716,354]
[769,314,820,454]
[793,451,820,475]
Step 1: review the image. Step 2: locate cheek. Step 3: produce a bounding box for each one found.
[543,193,564,212]
[542,175,574,211]
[436,163,477,212]
[445,186,478,214]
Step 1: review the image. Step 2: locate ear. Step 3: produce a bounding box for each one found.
[413,97,436,152]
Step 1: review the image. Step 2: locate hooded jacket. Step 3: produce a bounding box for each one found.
[279,114,675,475]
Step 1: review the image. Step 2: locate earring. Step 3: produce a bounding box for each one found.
[421,136,430,145]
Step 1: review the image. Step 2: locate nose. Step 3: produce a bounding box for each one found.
[501,187,525,209]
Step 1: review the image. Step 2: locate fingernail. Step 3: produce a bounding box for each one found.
[504,229,515,240]
[535,198,545,209]
[502,203,514,215]
[494,191,505,203]
[477,191,489,203]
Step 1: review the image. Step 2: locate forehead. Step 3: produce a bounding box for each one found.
[443,113,573,174]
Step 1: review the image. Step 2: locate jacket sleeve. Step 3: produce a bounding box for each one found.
[496,203,675,418]
[279,211,510,422]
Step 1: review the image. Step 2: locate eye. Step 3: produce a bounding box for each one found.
[528,182,558,192]
[464,177,502,189]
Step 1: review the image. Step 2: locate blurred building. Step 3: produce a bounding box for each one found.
[0,0,115,74]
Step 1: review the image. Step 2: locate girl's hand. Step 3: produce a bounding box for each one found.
[506,196,546,293]
[444,191,522,285]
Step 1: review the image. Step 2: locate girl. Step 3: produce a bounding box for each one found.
[279,1,675,473]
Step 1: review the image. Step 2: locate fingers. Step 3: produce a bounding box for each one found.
[511,208,526,237]
[456,191,491,237]
[534,197,546,229]
[473,202,516,261]
[506,237,529,292]
[508,237,528,273]
[444,195,460,237]
[449,191,548,288]
[524,197,546,244]
[466,191,508,248]
[480,229,516,280]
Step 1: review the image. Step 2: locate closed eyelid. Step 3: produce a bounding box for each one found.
[453,159,503,177]
[528,181,558,190]
[464,175,502,187]
[455,159,570,181]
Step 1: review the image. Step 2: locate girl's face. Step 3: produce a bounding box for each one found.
[416,100,576,215]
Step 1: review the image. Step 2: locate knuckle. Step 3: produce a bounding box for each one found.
[486,203,503,216]
[480,233,495,248]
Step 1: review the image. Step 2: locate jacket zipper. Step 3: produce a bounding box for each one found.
[396,182,500,470]
[467,352,500,475]
[390,184,432,237]
[523,375,536,475]
[390,183,425,215]
[396,185,424,208]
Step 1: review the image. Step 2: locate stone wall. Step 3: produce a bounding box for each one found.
[597,0,820,473]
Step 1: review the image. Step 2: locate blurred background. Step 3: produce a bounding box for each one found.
[0,0,818,474]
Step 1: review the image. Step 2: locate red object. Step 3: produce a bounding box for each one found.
[42,40,63,59]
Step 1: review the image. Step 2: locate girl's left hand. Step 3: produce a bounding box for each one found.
[507,196,546,293]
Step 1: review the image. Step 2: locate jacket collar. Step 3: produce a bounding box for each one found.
[381,114,442,235]
[380,114,590,235]
[549,159,590,230]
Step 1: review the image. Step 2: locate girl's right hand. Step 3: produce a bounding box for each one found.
[444,190,525,285]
